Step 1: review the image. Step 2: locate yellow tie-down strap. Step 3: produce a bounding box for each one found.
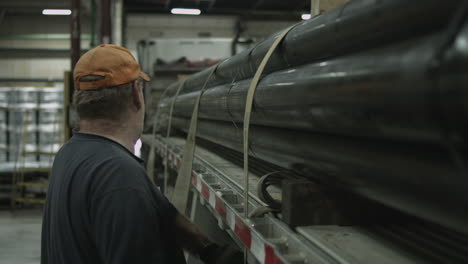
[164,81,186,195]
[242,25,298,218]
[172,66,219,213]
[146,81,183,183]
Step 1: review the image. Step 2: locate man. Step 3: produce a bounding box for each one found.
[41,44,241,264]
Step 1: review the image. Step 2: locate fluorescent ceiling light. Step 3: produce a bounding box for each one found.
[171,8,201,15]
[42,9,72,15]
[302,14,311,20]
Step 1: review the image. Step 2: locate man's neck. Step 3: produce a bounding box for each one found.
[78,120,136,154]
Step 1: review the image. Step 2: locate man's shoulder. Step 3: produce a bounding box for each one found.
[57,135,149,195]
[91,153,148,191]
[61,134,143,168]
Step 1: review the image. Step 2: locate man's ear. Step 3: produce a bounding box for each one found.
[131,80,142,111]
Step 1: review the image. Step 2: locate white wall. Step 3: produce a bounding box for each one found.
[143,38,235,62]
[126,14,237,51]
[125,14,296,71]
[244,20,297,39]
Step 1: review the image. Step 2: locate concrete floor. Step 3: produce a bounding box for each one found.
[0,209,42,264]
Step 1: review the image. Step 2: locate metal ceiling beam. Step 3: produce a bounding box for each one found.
[71,0,81,71]
[252,0,264,9]
[294,0,309,10]
[127,0,310,15]
[0,9,6,26]
[207,0,216,10]
[100,0,112,44]
[125,7,303,20]
[0,0,69,9]
[0,0,94,16]
[81,0,93,16]
[0,34,91,40]
[0,48,88,58]
[164,0,171,9]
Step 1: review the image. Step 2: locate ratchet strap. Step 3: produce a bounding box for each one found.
[242,25,297,218]
[172,66,219,213]
[146,86,171,178]
[163,80,186,195]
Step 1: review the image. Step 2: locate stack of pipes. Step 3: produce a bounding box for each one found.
[156,0,468,234]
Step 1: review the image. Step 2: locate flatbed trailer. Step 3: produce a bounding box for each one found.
[142,135,466,264]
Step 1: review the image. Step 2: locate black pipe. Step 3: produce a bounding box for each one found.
[171,117,468,235]
[154,0,468,235]
[162,0,461,98]
[160,32,468,144]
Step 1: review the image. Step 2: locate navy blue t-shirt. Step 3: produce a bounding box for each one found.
[41,132,185,264]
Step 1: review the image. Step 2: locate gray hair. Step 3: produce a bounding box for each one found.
[73,76,143,121]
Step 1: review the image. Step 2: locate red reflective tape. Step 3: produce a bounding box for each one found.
[192,172,197,187]
[215,196,226,219]
[234,216,252,248]
[201,183,210,200]
[265,245,284,264]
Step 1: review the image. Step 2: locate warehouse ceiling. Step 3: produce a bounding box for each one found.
[0,0,311,20]
[0,0,92,16]
[124,0,311,20]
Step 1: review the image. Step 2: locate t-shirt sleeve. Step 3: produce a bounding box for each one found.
[90,188,164,264]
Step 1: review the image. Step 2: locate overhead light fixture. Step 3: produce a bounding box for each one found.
[42,9,72,15]
[171,8,201,15]
[302,14,312,20]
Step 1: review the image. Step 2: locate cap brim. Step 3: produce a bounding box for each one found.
[139,71,151,81]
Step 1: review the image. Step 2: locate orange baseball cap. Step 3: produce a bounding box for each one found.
[74,44,150,90]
